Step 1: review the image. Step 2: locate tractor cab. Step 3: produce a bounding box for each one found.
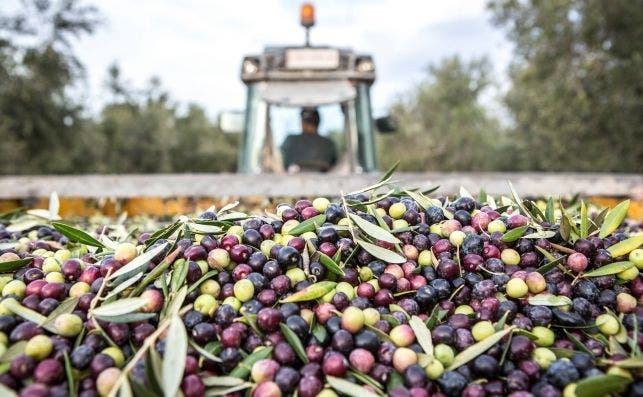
[225,3,395,174]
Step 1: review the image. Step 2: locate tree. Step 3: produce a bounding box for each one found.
[488,0,643,172]
[0,0,100,174]
[378,56,504,171]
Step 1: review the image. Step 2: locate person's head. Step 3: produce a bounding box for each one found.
[301,107,320,134]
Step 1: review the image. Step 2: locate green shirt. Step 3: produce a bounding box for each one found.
[281,134,337,172]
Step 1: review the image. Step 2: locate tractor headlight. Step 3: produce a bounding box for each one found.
[242,58,259,75]
[356,58,374,73]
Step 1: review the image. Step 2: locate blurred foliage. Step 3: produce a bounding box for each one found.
[378,56,505,171]
[487,0,643,172]
[0,0,641,174]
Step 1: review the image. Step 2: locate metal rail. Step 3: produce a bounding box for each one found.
[0,173,640,199]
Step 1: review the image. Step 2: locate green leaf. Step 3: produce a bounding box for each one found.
[41,297,79,333]
[403,190,434,210]
[170,259,188,292]
[0,257,33,273]
[312,323,328,344]
[379,160,399,183]
[280,281,337,303]
[527,294,572,306]
[189,340,222,363]
[105,272,143,300]
[287,214,327,236]
[501,226,528,243]
[349,213,400,244]
[317,252,345,276]
[409,315,433,356]
[607,236,643,258]
[580,201,588,238]
[2,299,47,324]
[356,239,406,264]
[0,341,26,362]
[347,370,384,391]
[574,374,631,397]
[229,346,273,379]
[187,270,219,294]
[599,200,630,238]
[507,181,530,218]
[280,323,309,363]
[92,312,156,324]
[523,230,556,239]
[0,383,17,397]
[560,213,571,242]
[603,356,643,368]
[202,376,245,387]
[448,327,514,370]
[164,285,188,318]
[583,261,634,278]
[91,297,146,318]
[63,352,76,397]
[327,375,380,397]
[144,220,183,249]
[51,222,105,248]
[545,197,555,224]
[108,242,168,281]
[162,315,187,397]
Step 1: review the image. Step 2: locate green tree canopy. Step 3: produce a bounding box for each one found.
[488,0,643,172]
[378,56,503,171]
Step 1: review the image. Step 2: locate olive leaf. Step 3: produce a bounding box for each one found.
[379,160,399,183]
[170,259,188,292]
[229,346,273,379]
[327,376,380,397]
[607,236,643,258]
[164,285,188,318]
[500,226,528,243]
[5,219,41,233]
[347,370,384,392]
[0,257,33,273]
[349,213,400,244]
[93,312,156,324]
[189,340,222,363]
[41,297,79,332]
[545,197,555,224]
[523,230,556,239]
[280,323,309,363]
[202,377,245,387]
[217,201,240,215]
[459,186,474,199]
[599,200,630,238]
[583,261,634,278]
[317,252,345,276]
[105,272,143,301]
[580,201,588,239]
[162,315,187,397]
[280,281,337,303]
[287,214,327,236]
[0,340,26,362]
[448,327,514,370]
[91,297,146,318]
[62,351,75,397]
[145,220,183,249]
[2,299,47,324]
[560,212,572,242]
[409,315,433,356]
[52,222,105,248]
[507,181,530,218]
[527,294,572,307]
[108,242,168,281]
[602,356,643,368]
[0,383,17,397]
[403,190,433,210]
[356,239,406,264]
[574,374,631,397]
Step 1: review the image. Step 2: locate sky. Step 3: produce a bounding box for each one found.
[73,0,513,120]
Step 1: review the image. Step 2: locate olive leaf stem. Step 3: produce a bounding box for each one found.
[550,243,576,255]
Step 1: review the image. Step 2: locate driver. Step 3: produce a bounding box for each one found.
[281,107,337,172]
